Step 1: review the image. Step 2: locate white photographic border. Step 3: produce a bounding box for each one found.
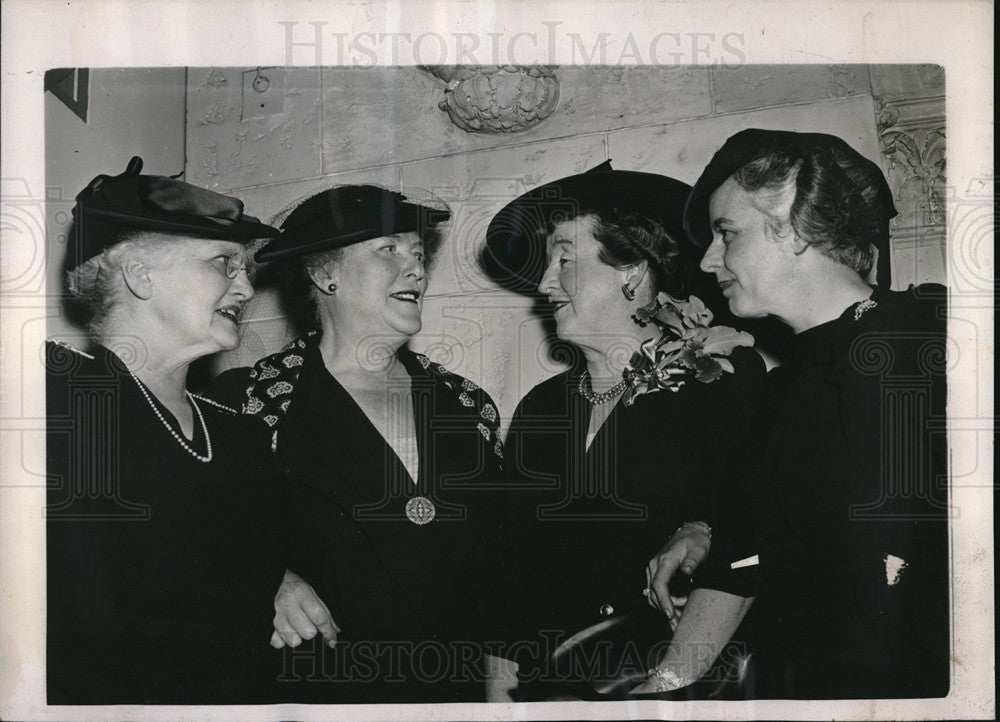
[1,1,993,720]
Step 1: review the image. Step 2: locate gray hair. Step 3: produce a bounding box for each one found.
[65,233,172,335]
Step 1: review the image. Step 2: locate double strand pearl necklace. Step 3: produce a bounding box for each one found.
[129,371,213,463]
[578,370,628,405]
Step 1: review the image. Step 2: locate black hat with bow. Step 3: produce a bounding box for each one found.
[68,156,279,269]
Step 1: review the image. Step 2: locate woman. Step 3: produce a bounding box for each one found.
[210,184,511,702]
[483,161,765,698]
[639,129,949,698]
[46,157,285,703]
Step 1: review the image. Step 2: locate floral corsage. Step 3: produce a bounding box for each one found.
[621,293,755,407]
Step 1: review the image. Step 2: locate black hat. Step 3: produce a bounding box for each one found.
[256,185,451,262]
[483,161,693,293]
[683,128,897,287]
[69,156,279,268]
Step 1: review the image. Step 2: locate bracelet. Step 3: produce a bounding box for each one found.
[646,665,688,692]
[677,520,712,539]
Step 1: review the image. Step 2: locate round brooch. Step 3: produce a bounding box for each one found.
[405,496,436,525]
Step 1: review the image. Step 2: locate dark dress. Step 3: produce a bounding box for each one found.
[46,342,286,704]
[502,346,765,682]
[211,335,512,702]
[699,284,950,698]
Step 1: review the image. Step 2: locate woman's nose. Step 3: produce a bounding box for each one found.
[403,253,425,280]
[700,238,723,274]
[230,269,255,301]
[537,261,559,295]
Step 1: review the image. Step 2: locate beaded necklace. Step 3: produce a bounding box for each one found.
[578,370,628,405]
[129,371,213,463]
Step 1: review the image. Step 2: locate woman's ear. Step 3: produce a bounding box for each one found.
[790,234,812,257]
[120,255,154,300]
[622,259,649,296]
[308,260,339,296]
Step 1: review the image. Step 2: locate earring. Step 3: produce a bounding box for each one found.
[327,283,337,294]
[621,282,635,301]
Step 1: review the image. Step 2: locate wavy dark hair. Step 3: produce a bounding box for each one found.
[731,141,895,277]
[546,208,689,299]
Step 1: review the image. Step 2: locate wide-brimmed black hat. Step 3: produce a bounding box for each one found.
[256,185,451,262]
[683,128,897,286]
[69,156,279,268]
[482,161,693,293]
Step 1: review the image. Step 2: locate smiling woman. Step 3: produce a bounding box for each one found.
[46,157,286,704]
[209,184,515,703]
[482,161,765,700]
[640,129,949,699]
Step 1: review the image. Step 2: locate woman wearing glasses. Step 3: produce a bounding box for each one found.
[46,157,286,703]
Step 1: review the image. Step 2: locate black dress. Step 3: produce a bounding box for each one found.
[211,336,512,702]
[46,342,286,704]
[699,285,950,698]
[502,347,765,678]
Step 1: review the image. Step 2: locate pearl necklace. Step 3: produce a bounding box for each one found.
[578,370,628,405]
[130,372,213,463]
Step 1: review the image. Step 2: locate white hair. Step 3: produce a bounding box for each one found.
[65,233,176,335]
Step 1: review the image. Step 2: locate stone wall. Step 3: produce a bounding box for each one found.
[185,65,947,431]
[44,67,188,345]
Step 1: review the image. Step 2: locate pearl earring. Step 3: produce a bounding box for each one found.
[327,283,337,294]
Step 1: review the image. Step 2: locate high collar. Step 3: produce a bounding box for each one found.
[790,286,884,366]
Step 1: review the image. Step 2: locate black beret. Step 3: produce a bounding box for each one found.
[483,160,693,293]
[256,185,451,262]
[683,128,897,286]
[69,156,279,268]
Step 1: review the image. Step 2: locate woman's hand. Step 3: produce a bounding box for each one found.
[630,665,688,695]
[645,522,712,621]
[270,569,340,649]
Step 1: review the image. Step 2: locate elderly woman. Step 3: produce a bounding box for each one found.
[46,157,285,703]
[639,129,949,698]
[210,185,510,702]
[483,161,765,698]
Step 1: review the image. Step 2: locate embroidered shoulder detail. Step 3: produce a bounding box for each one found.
[243,333,316,451]
[279,331,316,352]
[49,340,95,360]
[420,356,504,468]
[190,394,239,415]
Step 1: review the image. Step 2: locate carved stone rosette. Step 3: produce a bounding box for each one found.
[421,65,560,134]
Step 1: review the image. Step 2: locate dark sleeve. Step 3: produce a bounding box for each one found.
[45,345,135,702]
[691,347,769,597]
[453,386,521,651]
[834,296,949,691]
[206,366,253,410]
[282,476,351,608]
[491,393,546,663]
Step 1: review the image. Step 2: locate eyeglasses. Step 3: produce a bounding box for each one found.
[212,252,251,280]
